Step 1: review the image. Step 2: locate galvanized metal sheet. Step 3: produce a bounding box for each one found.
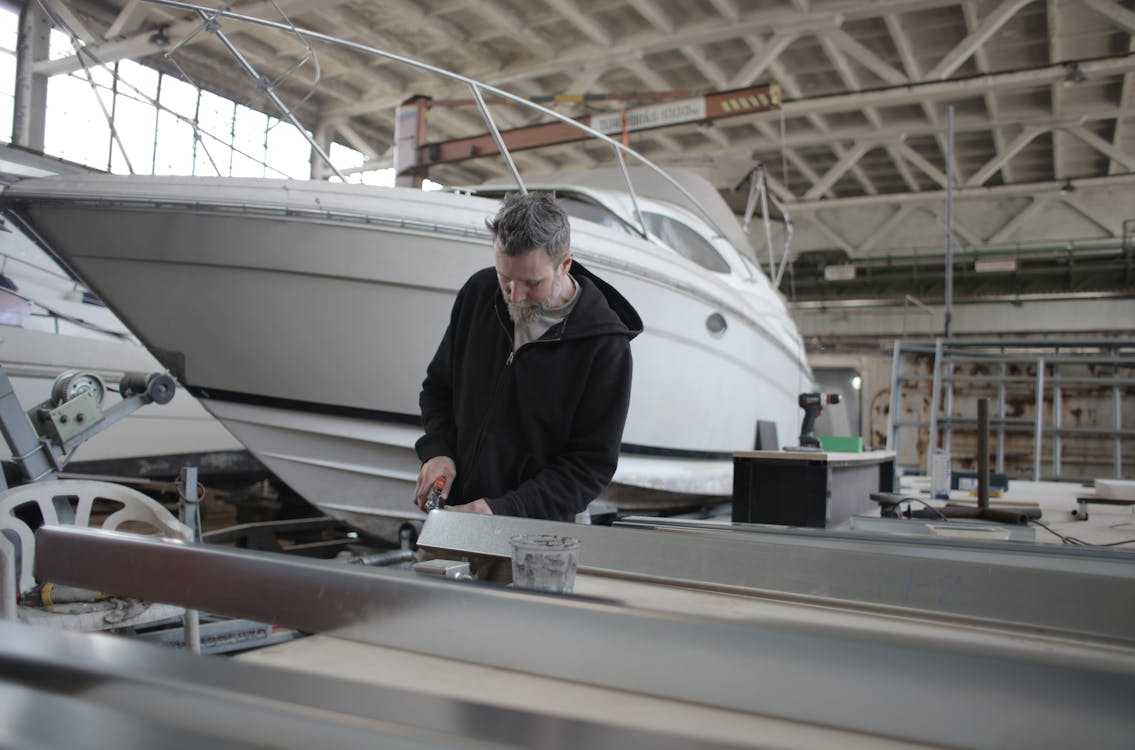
[32,525,1135,750]
[0,620,731,750]
[418,512,1135,644]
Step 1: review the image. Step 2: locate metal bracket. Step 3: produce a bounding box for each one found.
[412,558,472,580]
[30,390,104,444]
[0,366,177,488]
[1074,496,1135,521]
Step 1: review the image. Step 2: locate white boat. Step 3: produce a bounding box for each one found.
[0,152,246,479]
[1,8,812,539]
[2,167,811,539]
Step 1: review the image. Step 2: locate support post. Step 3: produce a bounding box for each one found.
[394,95,430,188]
[1033,357,1045,480]
[927,337,945,474]
[178,466,202,654]
[977,397,990,511]
[0,368,59,487]
[13,2,51,150]
[310,121,333,181]
[944,105,955,338]
[0,533,16,621]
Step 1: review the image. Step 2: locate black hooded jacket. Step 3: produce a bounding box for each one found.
[415,261,642,520]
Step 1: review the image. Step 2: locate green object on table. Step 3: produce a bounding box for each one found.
[819,435,863,452]
[951,470,1010,492]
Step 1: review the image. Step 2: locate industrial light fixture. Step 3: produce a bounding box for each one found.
[149,25,170,48]
[975,257,1017,273]
[823,264,856,282]
[1063,62,1087,85]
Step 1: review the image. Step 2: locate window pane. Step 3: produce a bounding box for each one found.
[556,196,633,235]
[0,9,15,142]
[0,49,13,142]
[643,212,731,273]
[45,75,111,169]
[232,104,267,176]
[330,141,363,172]
[0,9,17,51]
[118,59,158,100]
[265,118,310,179]
[159,74,199,119]
[154,109,195,174]
[194,134,230,176]
[110,94,157,174]
[198,90,234,173]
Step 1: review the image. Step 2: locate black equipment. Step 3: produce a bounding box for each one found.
[797,392,840,449]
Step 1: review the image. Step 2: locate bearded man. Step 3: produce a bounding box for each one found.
[413,192,642,520]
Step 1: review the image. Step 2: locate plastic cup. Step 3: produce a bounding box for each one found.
[509,534,581,593]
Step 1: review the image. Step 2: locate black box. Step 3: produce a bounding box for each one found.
[732,450,895,528]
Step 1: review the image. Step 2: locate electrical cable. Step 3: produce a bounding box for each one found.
[1089,536,1135,547]
[901,497,949,521]
[1030,518,1087,545]
[1028,518,1135,547]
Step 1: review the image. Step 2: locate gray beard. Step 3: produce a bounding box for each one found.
[505,275,563,324]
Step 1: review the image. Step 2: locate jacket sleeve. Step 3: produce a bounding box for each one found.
[415,291,462,463]
[487,335,633,519]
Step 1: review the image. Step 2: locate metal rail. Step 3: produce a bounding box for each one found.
[414,512,1135,644]
[0,620,731,750]
[142,0,730,241]
[31,525,1135,750]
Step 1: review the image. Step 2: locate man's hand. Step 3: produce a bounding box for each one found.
[447,499,493,515]
[413,456,456,511]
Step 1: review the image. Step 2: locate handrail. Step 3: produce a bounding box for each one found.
[2,286,132,340]
[142,0,731,242]
[0,250,76,286]
[176,3,344,181]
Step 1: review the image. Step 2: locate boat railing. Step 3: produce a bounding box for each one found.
[141,0,729,247]
[0,250,77,289]
[0,251,129,339]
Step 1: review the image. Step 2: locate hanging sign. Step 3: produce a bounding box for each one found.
[592,98,707,135]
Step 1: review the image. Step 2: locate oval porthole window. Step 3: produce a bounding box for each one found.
[706,312,727,337]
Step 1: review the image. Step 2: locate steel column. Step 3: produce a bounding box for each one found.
[1034,355,1045,480]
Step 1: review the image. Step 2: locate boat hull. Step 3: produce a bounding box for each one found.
[5,176,811,536]
[0,304,245,475]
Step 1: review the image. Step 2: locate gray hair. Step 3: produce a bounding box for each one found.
[486,192,571,263]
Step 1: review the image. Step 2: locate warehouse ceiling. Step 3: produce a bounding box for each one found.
[31,0,1135,301]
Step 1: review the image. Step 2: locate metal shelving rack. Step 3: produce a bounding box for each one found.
[887,338,1135,482]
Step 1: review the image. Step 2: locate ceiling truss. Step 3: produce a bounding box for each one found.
[21,0,1135,301]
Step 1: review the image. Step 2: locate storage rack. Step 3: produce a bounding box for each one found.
[886,338,1135,482]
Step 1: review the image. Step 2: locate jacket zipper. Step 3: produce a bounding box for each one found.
[466,315,568,487]
[466,342,518,483]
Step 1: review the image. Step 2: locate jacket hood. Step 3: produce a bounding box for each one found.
[571,260,643,340]
[492,260,642,342]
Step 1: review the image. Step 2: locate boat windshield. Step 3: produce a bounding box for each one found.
[462,184,734,275]
[555,196,635,236]
[641,212,731,273]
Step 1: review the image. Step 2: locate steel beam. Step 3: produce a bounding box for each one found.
[417,512,1135,645]
[418,83,780,168]
[0,620,726,750]
[31,525,1135,750]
